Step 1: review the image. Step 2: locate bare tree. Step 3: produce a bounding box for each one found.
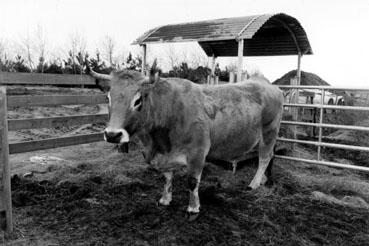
[68,31,87,75]
[189,50,208,68]
[0,38,9,71]
[21,33,34,71]
[166,44,180,68]
[115,50,127,69]
[248,66,263,77]
[102,35,116,68]
[226,61,238,73]
[35,25,47,73]
[0,38,6,61]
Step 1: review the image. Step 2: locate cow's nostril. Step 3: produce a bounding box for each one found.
[104,131,123,143]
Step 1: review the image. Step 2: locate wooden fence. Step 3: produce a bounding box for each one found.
[0,72,95,86]
[0,85,108,232]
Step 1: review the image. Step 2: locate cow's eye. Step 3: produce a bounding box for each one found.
[131,93,142,111]
[107,93,111,107]
[134,96,142,107]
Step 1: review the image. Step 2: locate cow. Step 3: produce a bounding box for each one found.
[88,62,284,216]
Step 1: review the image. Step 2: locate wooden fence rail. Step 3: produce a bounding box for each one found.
[8,114,108,131]
[8,95,107,107]
[9,133,104,154]
[0,87,108,232]
[0,72,95,86]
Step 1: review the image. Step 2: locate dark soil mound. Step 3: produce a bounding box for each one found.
[273,70,330,86]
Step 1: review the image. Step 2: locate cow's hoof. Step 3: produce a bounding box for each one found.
[159,197,172,206]
[187,205,200,213]
[186,212,200,221]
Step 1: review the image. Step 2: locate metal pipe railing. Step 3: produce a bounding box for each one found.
[277,137,369,152]
[284,103,369,111]
[275,155,369,172]
[277,85,369,172]
[281,120,369,132]
[278,85,369,91]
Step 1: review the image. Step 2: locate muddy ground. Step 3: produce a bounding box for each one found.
[3,86,369,245]
[3,143,369,246]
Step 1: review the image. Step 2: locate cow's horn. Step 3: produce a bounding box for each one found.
[87,66,112,81]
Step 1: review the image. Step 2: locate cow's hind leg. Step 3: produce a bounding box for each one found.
[264,155,274,187]
[248,126,279,190]
[159,171,173,206]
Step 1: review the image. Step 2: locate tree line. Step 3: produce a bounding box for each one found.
[0,30,240,84]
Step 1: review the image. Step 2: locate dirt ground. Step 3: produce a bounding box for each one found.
[3,86,369,245]
[4,143,369,246]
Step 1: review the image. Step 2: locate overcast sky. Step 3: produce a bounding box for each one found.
[1,0,369,86]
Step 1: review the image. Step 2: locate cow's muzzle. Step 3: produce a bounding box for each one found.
[104,128,129,144]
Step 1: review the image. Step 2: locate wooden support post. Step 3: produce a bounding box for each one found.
[297,52,302,86]
[294,52,302,121]
[210,55,216,85]
[141,44,147,76]
[0,87,12,233]
[291,53,302,148]
[229,72,235,83]
[290,77,298,148]
[237,39,244,82]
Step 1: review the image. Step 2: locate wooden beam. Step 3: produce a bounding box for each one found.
[141,44,147,76]
[229,72,235,83]
[297,52,302,85]
[291,52,303,147]
[0,87,13,233]
[237,39,244,82]
[8,114,108,131]
[0,72,95,86]
[210,55,216,85]
[7,95,107,107]
[9,133,104,154]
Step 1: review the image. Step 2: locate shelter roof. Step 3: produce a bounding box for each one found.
[133,13,312,57]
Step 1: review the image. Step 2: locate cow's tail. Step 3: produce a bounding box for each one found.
[265,146,286,187]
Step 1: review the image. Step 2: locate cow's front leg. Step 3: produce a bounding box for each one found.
[159,171,173,206]
[187,169,202,213]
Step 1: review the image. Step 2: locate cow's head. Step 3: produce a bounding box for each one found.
[88,62,159,144]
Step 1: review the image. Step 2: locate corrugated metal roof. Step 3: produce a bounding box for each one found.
[133,13,312,57]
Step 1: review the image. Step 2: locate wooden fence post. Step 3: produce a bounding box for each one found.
[141,44,147,76]
[237,39,244,82]
[290,77,299,149]
[0,86,12,233]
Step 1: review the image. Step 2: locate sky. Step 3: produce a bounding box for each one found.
[1,0,369,86]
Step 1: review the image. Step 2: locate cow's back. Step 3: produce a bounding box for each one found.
[202,76,283,161]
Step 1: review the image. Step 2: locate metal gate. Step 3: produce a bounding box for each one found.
[276,85,369,172]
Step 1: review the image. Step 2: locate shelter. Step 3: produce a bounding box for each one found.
[133,13,312,84]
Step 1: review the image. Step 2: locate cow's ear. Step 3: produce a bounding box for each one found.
[148,59,160,84]
[95,79,111,93]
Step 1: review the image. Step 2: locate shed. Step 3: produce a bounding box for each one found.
[133,13,312,84]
